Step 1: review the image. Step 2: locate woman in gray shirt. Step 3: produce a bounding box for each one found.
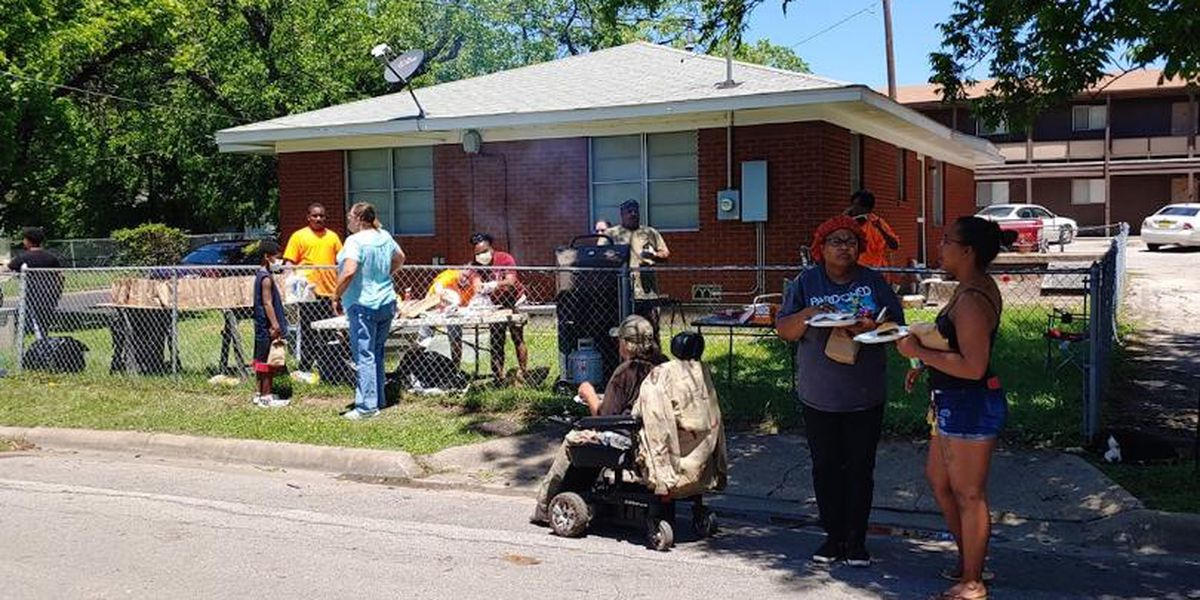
[776,215,904,567]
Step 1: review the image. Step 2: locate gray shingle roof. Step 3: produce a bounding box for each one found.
[221,42,847,134]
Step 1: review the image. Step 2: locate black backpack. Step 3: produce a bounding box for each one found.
[23,337,88,373]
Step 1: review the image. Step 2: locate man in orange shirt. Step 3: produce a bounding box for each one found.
[283,202,343,374]
[427,268,475,367]
[845,190,899,269]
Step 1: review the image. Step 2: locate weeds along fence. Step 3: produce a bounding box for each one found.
[0,240,1126,443]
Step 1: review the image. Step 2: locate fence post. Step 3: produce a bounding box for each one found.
[1085,261,1103,444]
[171,269,180,381]
[14,266,26,374]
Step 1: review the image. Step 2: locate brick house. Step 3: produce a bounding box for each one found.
[896,70,1199,233]
[217,43,1000,299]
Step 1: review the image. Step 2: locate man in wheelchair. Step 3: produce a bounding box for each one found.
[532,324,728,550]
[532,315,667,523]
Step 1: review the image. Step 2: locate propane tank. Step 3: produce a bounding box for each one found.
[567,338,605,388]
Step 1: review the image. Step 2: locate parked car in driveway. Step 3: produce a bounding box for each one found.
[1142,204,1200,251]
[149,240,265,279]
[976,204,1079,244]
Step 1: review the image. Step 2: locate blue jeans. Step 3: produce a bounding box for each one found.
[348,302,396,414]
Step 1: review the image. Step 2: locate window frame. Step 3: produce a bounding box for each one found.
[849,133,863,192]
[344,146,436,237]
[1072,105,1107,132]
[975,181,1010,208]
[588,132,699,232]
[1071,178,1107,205]
[976,118,1009,136]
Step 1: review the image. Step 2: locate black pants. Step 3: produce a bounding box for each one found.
[802,403,885,546]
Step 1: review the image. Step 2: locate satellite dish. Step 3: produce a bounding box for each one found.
[383,49,425,84]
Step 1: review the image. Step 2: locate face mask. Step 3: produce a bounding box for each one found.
[475,250,494,266]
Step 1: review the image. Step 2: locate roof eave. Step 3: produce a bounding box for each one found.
[215,87,867,151]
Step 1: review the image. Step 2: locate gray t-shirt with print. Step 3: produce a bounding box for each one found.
[778,266,904,413]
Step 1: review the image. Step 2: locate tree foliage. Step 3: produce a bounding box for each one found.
[111,222,189,266]
[930,1,1200,132]
[599,0,1200,131]
[3,0,805,239]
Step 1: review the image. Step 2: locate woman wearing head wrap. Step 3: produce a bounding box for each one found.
[776,215,905,567]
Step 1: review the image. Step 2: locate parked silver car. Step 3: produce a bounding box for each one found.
[976,204,1079,244]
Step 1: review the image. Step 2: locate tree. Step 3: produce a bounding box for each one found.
[596,1,1200,130]
[717,38,809,73]
[1,0,802,239]
[930,1,1200,132]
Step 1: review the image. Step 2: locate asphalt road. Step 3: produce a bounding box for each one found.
[0,451,1196,599]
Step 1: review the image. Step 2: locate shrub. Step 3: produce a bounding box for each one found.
[112,223,189,266]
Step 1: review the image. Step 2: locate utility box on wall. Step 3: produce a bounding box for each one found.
[716,189,740,221]
[741,160,768,222]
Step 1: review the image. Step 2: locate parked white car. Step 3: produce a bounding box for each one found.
[1142,203,1200,251]
[976,204,1079,244]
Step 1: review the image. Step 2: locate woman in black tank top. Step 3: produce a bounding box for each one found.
[897,217,1016,600]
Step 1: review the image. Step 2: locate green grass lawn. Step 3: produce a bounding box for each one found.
[0,303,1091,453]
[1098,462,1200,513]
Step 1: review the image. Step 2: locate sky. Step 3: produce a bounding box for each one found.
[744,0,980,88]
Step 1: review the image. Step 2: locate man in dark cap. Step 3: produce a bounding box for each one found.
[603,200,670,335]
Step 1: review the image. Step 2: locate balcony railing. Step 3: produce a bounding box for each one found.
[998,135,1192,162]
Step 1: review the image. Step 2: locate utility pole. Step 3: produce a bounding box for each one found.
[882,0,897,99]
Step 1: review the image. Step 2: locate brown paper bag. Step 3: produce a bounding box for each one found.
[824,328,859,365]
[268,339,287,367]
[910,322,952,351]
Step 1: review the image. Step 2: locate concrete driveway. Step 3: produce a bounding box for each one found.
[1113,236,1200,445]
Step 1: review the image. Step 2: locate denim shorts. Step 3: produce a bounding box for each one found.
[932,385,1007,441]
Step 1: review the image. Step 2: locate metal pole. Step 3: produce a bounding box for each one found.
[882,0,897,99]
[1085,262,1103,443]
[171,269,180,381]
[15,266,26,374]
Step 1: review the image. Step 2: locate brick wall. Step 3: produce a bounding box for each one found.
[427,138,590,266]
[278,151,346,238]
[275,122,973,299]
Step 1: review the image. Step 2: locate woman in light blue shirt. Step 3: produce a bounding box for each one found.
[333,202,405,420]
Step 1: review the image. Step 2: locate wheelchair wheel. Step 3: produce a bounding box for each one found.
[549,492,590,538]
[692,509,718,539]
[646,519,674,551]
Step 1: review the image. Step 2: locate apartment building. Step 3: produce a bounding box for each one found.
[897,70,1198,233]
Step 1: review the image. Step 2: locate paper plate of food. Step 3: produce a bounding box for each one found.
[806,312,859,328]
[853,322,910,344]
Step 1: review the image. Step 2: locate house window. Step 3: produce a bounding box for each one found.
[976,181,1010,207]
[1072,105,1107,131]
[850,133,864,191]
[346,146,435,235]
[976,118,1008,136]
[897,148,907,202]
[1171,101,1192,136]
[590,132,698,230]
[931,160,944,227]
[1071,178,1106,205]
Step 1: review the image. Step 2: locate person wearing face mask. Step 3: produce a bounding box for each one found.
[251,240,289,407]
[333,202,406,420]
[468,232,528,386]
[775,215,904,568]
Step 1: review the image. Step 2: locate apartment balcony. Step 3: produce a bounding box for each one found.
[1112,136,1191,158]
[998,135,1192,163]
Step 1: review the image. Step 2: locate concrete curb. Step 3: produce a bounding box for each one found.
[0,426,424,481]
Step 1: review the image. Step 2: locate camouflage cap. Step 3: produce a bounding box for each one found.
[609,314,655,345]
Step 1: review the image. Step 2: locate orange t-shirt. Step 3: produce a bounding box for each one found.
[858,214,899,268]
[427,269,474,306]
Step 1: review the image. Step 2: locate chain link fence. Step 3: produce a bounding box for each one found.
[1,233,246,268]
[0,236,1126,443]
